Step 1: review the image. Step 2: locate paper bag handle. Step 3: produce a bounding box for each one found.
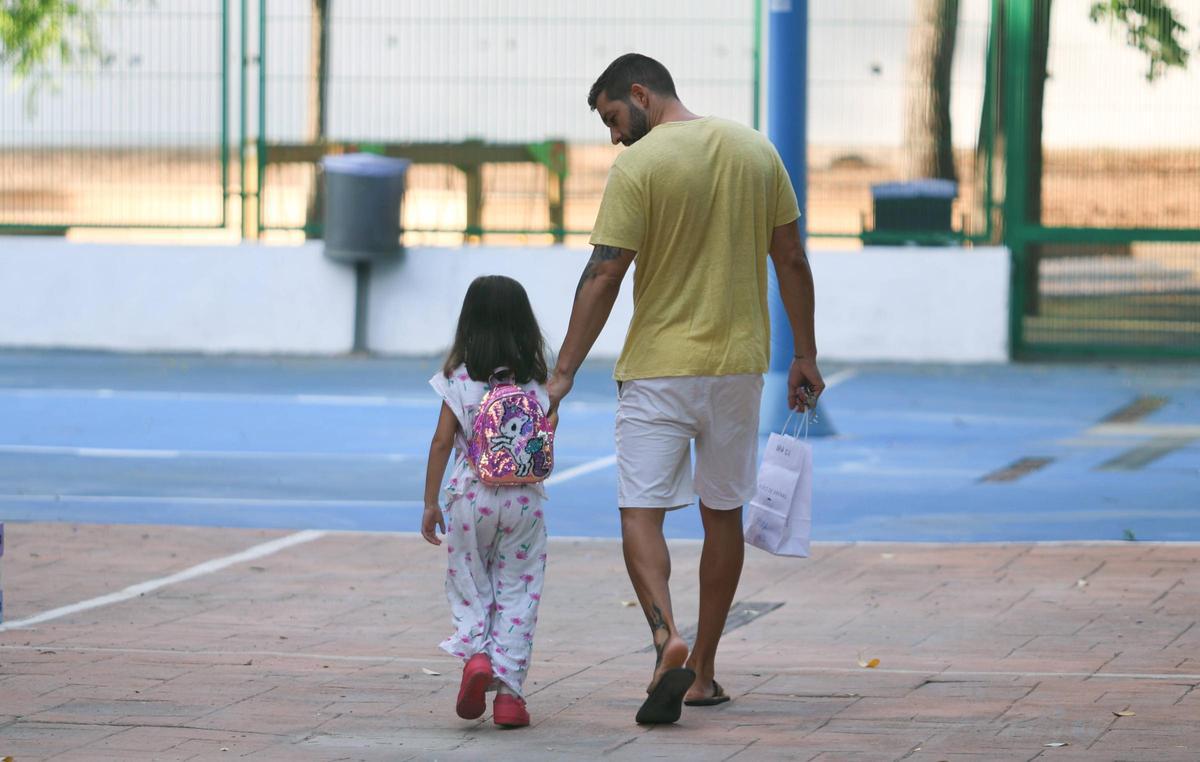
[781,409,812,440]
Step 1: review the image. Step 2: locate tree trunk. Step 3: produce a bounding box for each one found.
[1026,0,1052,226]
[304,0,330,238]
[1023,0,1053,315]
[903,0,960,181]
[978,0,1003,241]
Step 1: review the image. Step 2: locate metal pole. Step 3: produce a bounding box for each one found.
[752,0,762,131]
[761,0,833,435]
[220,0,230,229]
[1003,0,1032,358]
[352,261,370,354]
[240,0,250,238]
[257,0,267,238]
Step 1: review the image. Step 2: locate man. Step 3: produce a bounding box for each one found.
[547,53,824,725]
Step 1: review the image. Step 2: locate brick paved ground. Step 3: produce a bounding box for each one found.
[0,522,1197,761]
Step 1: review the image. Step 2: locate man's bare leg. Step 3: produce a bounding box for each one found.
[684,502,745,701]
[621,507,690,693]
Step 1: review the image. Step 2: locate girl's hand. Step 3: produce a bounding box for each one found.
[421,503,446,545]
[422,402,457,545]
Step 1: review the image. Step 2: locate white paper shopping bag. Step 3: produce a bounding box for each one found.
[744,419,813,557]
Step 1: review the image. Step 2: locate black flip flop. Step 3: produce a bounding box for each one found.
[635,667,696,724]
[683,679,731,707]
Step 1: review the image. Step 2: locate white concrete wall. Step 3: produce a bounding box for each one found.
[811,246,1010,363]
[0,237,1010,362]
[0,237,356,354]
[368,247,634,358]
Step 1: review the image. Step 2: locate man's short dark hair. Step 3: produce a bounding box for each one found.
[587,53,678,110]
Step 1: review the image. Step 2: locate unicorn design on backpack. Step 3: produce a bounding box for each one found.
[490,399,552,479]
[468,374,554,486]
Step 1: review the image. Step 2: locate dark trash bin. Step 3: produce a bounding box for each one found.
[870,178,957,234]
[322,153,411,263]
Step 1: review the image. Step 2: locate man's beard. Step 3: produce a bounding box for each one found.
[624,103,650,145]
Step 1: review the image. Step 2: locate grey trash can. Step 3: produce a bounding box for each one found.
[322,153,411,263]
[870,178,957,234]
[321,153,411,353]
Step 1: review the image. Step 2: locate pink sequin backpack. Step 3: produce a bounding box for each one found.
[467,370,554,486]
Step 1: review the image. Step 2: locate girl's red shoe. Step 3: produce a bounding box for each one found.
[455,653,492,719]
[493,693,530,727]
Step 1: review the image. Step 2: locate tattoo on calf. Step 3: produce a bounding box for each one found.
[648,603,670,665]
[574,244,625,298]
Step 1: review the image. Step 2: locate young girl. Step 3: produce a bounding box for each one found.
[421,275,556,729]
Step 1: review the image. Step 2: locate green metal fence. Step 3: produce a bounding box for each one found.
[253,0,1002,246]
[0,1,231,232]
[253,1,760,245]
[4,0,1198,359]
[1001,0,1200,359]
[807,0,999,244]
[4,0,1001,245]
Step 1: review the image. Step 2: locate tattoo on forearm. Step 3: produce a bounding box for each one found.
[574,244,624,299]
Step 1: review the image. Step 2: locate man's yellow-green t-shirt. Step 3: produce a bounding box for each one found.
[590,116,800,381]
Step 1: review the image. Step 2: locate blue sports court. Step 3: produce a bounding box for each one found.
[2,351,1196,542]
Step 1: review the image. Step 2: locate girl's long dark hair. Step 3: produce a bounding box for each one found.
[442,275,550,384]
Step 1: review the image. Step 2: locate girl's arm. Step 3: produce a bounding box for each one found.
[421,402,459,545]
[549,409,560,431]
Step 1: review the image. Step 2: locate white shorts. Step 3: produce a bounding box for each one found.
[615,374,763,511]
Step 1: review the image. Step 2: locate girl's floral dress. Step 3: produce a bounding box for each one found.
[429,365,549,697]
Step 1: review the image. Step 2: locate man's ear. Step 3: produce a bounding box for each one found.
[629,83,650,109]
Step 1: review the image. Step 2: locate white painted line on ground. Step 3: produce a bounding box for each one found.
[74,447,181,459]
[1090,422,1200,437]
[0,387,426,407]
[822,369,859,389]
[291,393,407,406]
[0,387,617,413]
[825,462,981,478]
[0,443,412,461]
[0,494,411,509]
[545,454,618,485]
[0,451,618,509]
[0,530,327,632]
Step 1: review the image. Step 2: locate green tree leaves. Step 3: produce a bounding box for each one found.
[1089,0,1191,81]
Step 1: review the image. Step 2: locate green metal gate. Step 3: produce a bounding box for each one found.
[0,1,233,233]
[250,1,760,245]
[1001,0,1200,359]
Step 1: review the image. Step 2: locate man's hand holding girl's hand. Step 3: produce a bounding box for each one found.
[546,369,574,418]
[421,502,446,545]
